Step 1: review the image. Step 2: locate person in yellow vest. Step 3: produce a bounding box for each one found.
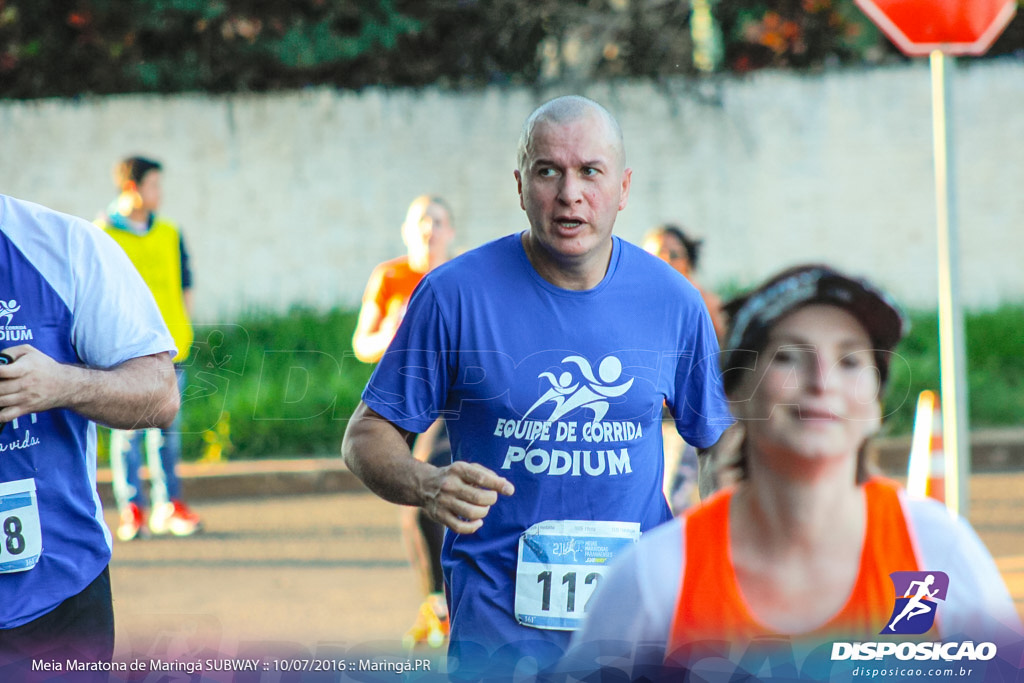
[96,156,202,541]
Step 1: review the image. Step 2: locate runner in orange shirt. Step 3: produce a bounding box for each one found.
[564,265,1021,678]
[352,195,454,364]
[351,195,455,648]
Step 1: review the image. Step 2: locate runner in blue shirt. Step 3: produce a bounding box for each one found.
[342,95,733,679]
[0,194,179,674]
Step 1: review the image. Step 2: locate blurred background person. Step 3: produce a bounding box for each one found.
[95,156,202,541]
[351,194,455,648]
[643,223,725,514]
[352,195,455,363]
[642,224,725,341]
[566,264,1021,676]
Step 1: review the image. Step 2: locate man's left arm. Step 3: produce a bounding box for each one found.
[0,344,179,430]
[673,299,737,498]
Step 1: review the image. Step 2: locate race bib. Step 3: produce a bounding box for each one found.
[0,478,42,573]
[514,519,640,631]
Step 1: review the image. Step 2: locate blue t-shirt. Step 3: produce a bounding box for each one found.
[363,233,732,673]
[0,195,175,628]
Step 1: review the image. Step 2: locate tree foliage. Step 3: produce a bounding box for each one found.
[0,0,421,97]
[1,0,1021,99]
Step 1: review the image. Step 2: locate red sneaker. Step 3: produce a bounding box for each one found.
[149,499,203,537]
[116,503,147,541]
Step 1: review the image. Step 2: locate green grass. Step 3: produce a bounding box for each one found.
[882,304,1024,436]
[101,303,1022,462]
[175,305,374,461]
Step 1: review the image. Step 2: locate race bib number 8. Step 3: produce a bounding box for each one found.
[515,520,640,631]
[0,478,42,573]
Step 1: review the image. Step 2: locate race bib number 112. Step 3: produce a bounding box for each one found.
[515,520,640,631]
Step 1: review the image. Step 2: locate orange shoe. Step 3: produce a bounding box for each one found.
[116,503,147,542]
[149,499,203,537]
[402,594,449,649]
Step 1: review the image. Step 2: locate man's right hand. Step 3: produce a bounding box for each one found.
[343,402,516,534]
[0,344,73,422]
[0,345,178,429]
[419,461,515,534]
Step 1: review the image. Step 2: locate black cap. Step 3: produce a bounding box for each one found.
[721,265,909,392]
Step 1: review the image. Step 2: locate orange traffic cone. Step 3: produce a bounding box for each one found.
[906,390,945,502]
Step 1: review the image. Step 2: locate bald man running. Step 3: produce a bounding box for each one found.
[342,95,732,676]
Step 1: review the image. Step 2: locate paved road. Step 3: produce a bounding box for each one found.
[104,473,1024,667]
[107,492,422,665]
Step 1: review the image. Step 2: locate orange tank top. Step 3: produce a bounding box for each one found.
[366,256,424,321]
[668,478,922,649]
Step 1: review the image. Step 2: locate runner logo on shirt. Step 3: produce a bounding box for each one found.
[881,571,948,635]
[495,354,642,478]
[0,299,33,342]
[521,356,633,425]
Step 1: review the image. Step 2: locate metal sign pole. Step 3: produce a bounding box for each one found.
[929,50,971,517]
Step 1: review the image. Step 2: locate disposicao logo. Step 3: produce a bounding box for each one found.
[831,570,998,663]
[882,571,948,635]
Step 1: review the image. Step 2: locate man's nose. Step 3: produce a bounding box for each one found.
[557,174,584,204]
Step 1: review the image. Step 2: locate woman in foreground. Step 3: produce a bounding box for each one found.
[561,264,1021,678]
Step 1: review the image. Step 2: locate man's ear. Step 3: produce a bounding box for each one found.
[617,167,632,211]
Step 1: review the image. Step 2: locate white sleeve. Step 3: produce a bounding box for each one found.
[2,197,176,367]
[3,197,176,368]
[556,519,684,680]
[903,492,1023,644]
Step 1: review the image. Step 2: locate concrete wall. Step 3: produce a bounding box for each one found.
[1,59,1021,321]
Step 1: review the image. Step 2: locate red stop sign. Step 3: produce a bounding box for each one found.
[856,0,1017,55]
